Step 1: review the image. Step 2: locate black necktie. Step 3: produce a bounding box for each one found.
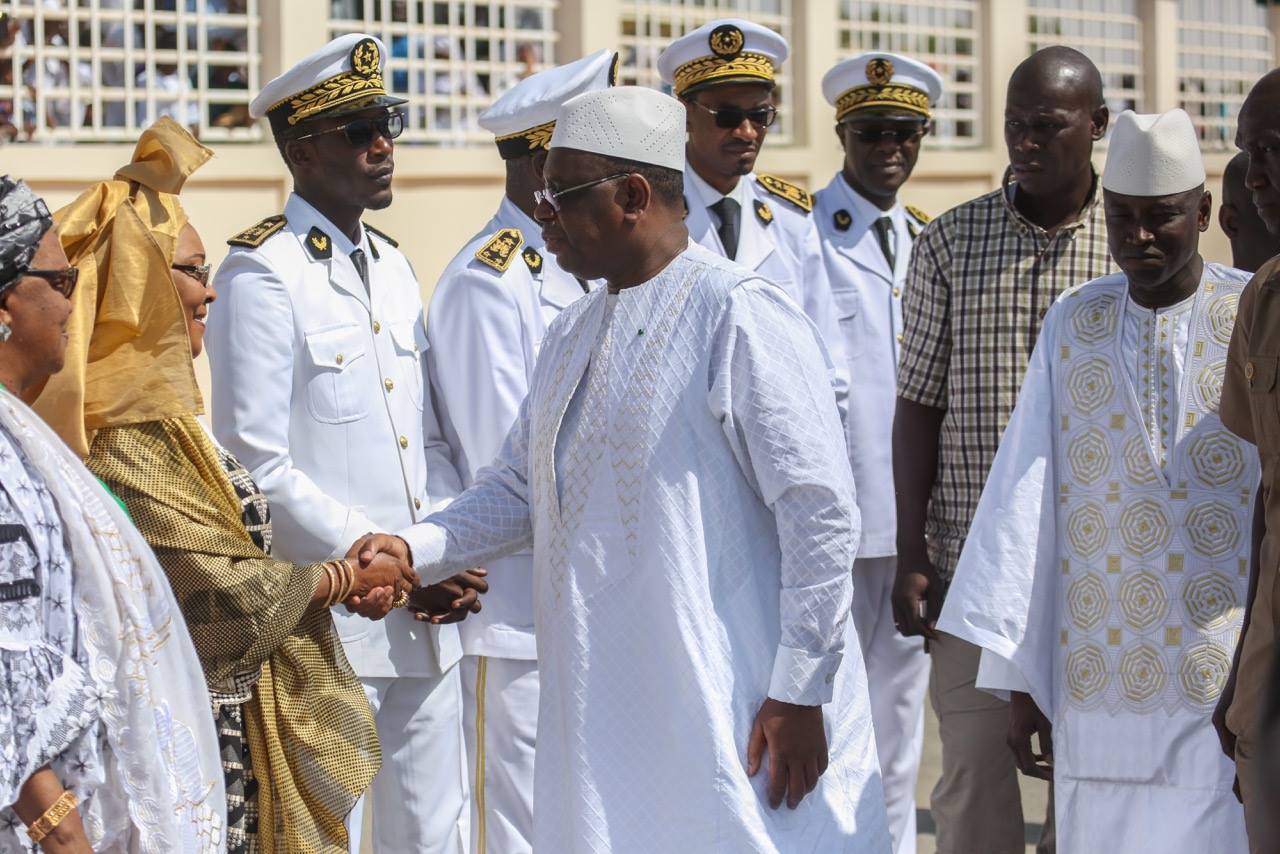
[711,197,741,261]
[350,248,370,292]
[873,216,896,270]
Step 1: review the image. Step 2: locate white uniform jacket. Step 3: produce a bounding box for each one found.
[206,192,462,679]
[427,197,590,661]
[814,173,928,558]
[684,166,851,418]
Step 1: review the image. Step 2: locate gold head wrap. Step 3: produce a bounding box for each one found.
[34,116,212,458]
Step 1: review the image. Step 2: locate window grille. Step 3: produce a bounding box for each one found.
[836,0,981,148]
[0,0,261,143]
[617,0,794,145]
[1178,0,1272,150]
[1026,0,1143,117]
[329,0,558,145]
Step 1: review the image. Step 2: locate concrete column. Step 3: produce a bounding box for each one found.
[793,0,840,171]
[1269,5,1280,68]
[556,0,620,62]
[984,0,1028,181]
[1140,0,1180,112]
[275,0,329,70]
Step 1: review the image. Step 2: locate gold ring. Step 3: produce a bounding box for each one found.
[392,591,410,609]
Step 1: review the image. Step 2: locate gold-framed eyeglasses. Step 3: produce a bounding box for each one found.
[534,172,633,212]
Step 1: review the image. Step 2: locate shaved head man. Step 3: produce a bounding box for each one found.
[893,46,1114,854]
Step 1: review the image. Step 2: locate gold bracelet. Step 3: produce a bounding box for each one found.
[336,559,357,604]
[26,790,76,844]
[322,561,341,608]
[392,590,410,609]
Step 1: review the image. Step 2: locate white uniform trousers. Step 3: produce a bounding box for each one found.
[851,555,930,854]
[345,669,470,853]
[460,655,538,854]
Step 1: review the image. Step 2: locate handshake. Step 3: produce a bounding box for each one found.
[339,533,489,623]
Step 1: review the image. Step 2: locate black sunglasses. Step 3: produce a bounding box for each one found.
[172,263,212,287]
[293,111,405,147]
[24,267,78,298]
[843,123,929,145]
[690,100,778,130]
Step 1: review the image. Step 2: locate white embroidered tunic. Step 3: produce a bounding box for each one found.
[939,265,1255,854]
[403,244,890,853]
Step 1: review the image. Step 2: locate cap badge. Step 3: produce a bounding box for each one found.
[834,210,852,232]
[351,37,381,78]
[866,57,895,87]
[709,24,745,60]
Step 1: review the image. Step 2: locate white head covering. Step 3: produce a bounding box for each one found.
[822,52,944,122]
[249,33,405,135]
[656,19,787,97]
[1102,109,1206,197]
[479,49,619,159]
[550,86,686,171]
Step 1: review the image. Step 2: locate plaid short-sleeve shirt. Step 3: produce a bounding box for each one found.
[897,170,1113,580]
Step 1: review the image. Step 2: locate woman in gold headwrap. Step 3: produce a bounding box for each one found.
[33,117,417,854]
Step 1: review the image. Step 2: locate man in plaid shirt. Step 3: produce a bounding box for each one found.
[892,46,1114,854]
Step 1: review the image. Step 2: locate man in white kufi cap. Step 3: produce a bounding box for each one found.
[657,19,850,424]
[938,108,1252,853]
[424,46,616,854]
[365,85,890,852]
[206,33,479,854]
[813,50,943,854]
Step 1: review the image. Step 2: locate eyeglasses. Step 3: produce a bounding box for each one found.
[292,111,405,148]
[23,266,78,298]
[843,123,929,145]
[172,263,212,287]
[690,100,778,130]
[534,172,632,212]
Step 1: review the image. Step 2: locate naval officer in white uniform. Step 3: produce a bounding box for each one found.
[814,51,942,854]
[426,48,615,854]
[205,34,471,853]
[657,19,849,415]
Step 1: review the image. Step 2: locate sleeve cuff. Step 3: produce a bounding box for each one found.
[397,522,451,585]
[975,647,1031,701]
[767,644,842,706]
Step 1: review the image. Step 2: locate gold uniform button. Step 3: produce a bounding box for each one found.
[1246,361,1256,382]
[335,353,344,365]
[399,435,409,449]
[892,287,901,298]
[414,498,422,510]
[896,333,904,343]
[373,320,382,334]
[384,377,395,392]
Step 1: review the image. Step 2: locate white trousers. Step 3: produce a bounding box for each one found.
[851,555,931,854]
[460,655,539,854]
[345,669,470,853]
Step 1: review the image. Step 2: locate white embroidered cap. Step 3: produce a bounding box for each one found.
[821,52,944,122]
[1102,109,1206,197]
[656,19,787,97]
[549,86,686,172]
[479,49,619,160]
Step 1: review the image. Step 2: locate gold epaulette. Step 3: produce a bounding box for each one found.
[227,214,287,248]
[474,228,524,273]
[364,221,399,247]
[905,204,932,225]
[756,174,813,213]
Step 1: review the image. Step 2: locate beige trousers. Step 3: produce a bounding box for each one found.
[928,631,1055,854]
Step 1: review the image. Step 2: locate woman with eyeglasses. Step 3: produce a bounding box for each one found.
[34,118,415,854]
[0,174,226,852]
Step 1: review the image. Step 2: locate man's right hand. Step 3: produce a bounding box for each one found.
[346,532,412,568]
[891,558,942,638]
[1008,690,1053,781]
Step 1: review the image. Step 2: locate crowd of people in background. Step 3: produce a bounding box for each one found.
[5,12,1280,854]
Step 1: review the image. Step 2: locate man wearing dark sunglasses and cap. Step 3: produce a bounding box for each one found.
[206,33,473,854]
[657,19,849,420]
[812,50,942,854]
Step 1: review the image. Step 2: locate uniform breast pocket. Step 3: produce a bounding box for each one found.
[303,324,373,424]
[831,287,863,360]
[388,322,426,411]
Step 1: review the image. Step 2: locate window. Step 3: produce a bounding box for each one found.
[1178,0,1272,150]
[1027,0,1143,117]
[836,0,981,147]
[0,0,261,143]
[329,0,558,145]
[617,0,795,144]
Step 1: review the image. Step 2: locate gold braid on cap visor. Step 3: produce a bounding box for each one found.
[836,83,932,122]
[269,66,390,127]
[673,52,775,96]
[494,120,557,160]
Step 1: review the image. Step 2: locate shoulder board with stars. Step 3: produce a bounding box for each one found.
[474,227,524,273]
[756,174,813,213]
[753,199,773,226]
[227,214,287,248]
[522,246,543,275]
[363,221,399,248]
[305,227,332,260]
